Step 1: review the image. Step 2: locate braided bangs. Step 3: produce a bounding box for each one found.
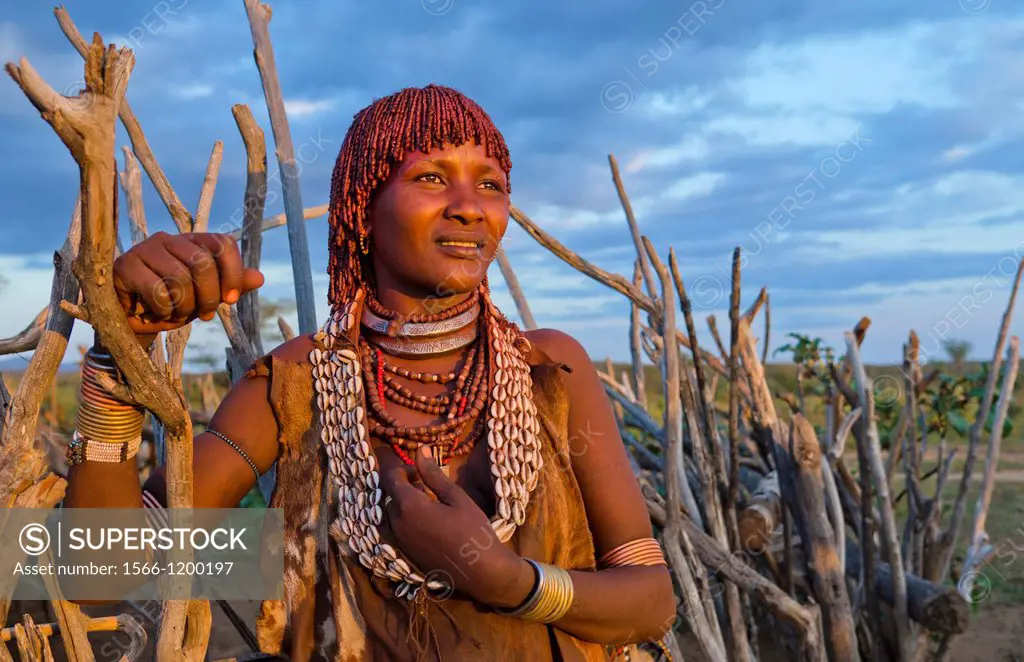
[326,84,512,307]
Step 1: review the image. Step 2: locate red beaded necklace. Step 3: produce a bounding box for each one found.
[360,293,489,467]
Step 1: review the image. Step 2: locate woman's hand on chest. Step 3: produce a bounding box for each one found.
[377,446,533,609]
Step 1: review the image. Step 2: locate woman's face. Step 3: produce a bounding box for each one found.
[367,141,509,302]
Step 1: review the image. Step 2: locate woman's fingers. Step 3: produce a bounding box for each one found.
[376,447,430,518]
[119,253,175,320]
[164,236,221,318]
[189,233,245,303]
[241,267,265,295]
[112,231,265,331]
[134,245,195,321]
[413,447,463,506]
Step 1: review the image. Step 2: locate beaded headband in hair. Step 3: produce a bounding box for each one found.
[326,84,512,307]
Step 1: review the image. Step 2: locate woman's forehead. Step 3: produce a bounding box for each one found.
[400,142,504,169]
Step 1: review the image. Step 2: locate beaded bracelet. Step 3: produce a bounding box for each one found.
[598,537,667,569]
[497,559,574,623]
[65,431,141,466]
[205,428,261,481]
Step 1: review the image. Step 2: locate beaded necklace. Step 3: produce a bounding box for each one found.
[310,285,544,599]
[361,306,489,468]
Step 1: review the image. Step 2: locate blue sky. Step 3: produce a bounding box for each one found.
[1,0,1023,370]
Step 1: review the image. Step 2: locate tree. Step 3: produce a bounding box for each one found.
[942,339,972,374]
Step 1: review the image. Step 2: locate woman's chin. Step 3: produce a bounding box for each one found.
[433,274,485,297]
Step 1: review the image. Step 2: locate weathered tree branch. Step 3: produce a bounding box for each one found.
[53,7,192,231]
[0,308,47,356]
[193,140,224,232]
[643,238,726,662]
[961,336,1020,591]
[8,34,205,661]
[846,332,911,662]
[243,0,317,334]
[494,246,537,330]
[119,147,148,245]
[608,154,658,304]
[776,414,858,662]
[232,103,267,353]
[938,257,1024,582]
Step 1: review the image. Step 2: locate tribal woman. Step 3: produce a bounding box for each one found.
[64,84,676,661]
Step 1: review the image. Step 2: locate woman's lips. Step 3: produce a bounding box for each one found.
[436,239,484,259]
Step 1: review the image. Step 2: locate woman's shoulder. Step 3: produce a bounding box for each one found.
[524,328,590,374]
[267,333,317,363]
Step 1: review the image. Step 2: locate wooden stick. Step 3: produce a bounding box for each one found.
[232,104,268,353]
[604,357,626,422]
[217,303,259,384]
[13,620,37,662]
[846,332,911,662]
[922,442,957,582]
[834,359,884,654]
[776,414,859,662]
[495,246,537,330]
[939,257,1024,581]
[761,292,771,365]
[962,336,1020,590]
[119,147,148,245]
[53,7,191,232]
[738,471,781,552]
[842,539,969,636]
[900,336,924,578]
[7,36,203,660]
[648,499,823,648]
[0,198,79,508]
[37,545,95,662]
[629,263,649,409]
[226,203,328,241]
[727,247,742,551]
[243,0,317,334]
[608,154,658,303]
[277,316,295,341]
[670,250,729,499]
[646,239,725,662]
[822,457,846,573]
[510,205,656,313]
[0,308,47,356]
[597,372,664,439]
[193,141,224,232]
[706,315,730,365]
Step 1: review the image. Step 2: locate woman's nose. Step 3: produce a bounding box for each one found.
[444,194,485,225]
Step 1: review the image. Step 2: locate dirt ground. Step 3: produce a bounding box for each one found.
[7,599,1023,661]
[672,603,1024,662]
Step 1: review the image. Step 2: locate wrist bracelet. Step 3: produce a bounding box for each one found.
[77,347,146,443]
[497,559,574,623]
[65,431,141,466]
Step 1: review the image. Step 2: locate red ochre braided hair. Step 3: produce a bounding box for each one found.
[326,84,512,308]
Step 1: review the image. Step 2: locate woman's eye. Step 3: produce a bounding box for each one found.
[418,173,443,184]
[481,180,504,192]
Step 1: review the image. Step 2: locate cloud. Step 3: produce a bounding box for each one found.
[663,172,727,201]
[3,2,1024,366]
[625,136,710,172]
[284,97,337,118]
[170,83,214,100]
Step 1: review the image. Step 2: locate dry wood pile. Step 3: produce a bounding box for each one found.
[0,4,1018,661]
[500,178,1022,662]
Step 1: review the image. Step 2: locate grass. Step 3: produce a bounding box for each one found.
[887,480,1024,606]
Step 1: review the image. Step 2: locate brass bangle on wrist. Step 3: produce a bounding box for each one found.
[497,559,574,623]
[75,346,146,445]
